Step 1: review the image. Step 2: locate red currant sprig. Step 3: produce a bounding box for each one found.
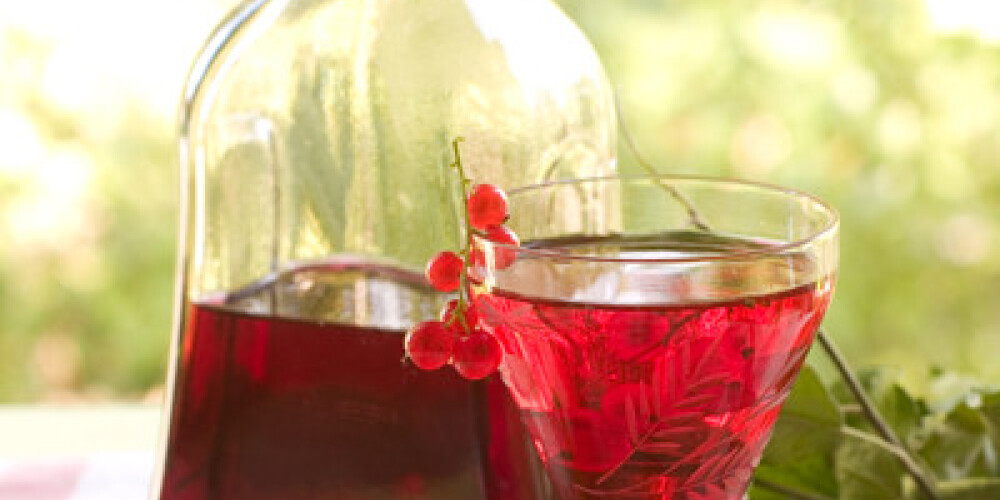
[405,138,519,380]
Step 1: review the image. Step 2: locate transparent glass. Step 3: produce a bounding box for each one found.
[474,176,838,500]
[153,0,615,499]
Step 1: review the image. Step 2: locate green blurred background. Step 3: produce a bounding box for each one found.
[0,0,997,402]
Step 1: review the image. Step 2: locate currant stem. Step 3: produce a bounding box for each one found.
[449,137,476,334]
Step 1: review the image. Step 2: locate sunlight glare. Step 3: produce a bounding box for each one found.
[1,0,234,122]
[0,109,45,175]
[465,0,601,101]
[744,8,842,72]
[41,44,104,118]
[924,0,1000,42]
[5,148,99,255]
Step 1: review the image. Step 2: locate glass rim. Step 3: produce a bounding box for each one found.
[478,173,840,264]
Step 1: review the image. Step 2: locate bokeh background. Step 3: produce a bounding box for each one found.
[0,0,997,402]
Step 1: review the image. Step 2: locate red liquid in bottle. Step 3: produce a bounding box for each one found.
[155,262,547,500]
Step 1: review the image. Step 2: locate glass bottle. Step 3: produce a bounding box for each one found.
[152,0,616,499]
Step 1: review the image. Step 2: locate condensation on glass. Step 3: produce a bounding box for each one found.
[180,0,616,302]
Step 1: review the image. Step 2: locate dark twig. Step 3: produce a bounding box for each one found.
[817,329,940,500]
[614,90,712,232]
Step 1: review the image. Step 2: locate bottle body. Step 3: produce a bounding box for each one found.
[153,0,616,498]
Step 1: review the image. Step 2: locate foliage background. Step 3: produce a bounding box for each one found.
[0,0,998,402]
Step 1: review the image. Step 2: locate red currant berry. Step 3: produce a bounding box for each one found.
[467,184,509,230]
[405,321,456,370]
[440,298,480,331]
[425,251,463,292]
[485,224,520,269]
[452,328,503,380]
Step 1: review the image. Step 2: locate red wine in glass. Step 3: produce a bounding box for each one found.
[473,175,838,500]
[479,270,831,499]
[154,261,549,500]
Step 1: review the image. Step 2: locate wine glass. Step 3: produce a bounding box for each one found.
[473,175,838,500]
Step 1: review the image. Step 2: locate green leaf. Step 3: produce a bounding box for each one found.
[938,478,1000,500]
[881,385,928,445]
[746,484,787,500]
[754,366,1000,500]
[752,366,841,498]
[980,391,1000,447]
[924,370,991,413]
[764,366,843,464]
[752,456,839,500]
[905,478,1000,500]
[832,367,927,445]
[919,398,999,479]
[836,429,905,500]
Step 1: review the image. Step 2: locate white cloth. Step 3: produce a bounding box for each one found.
[0,452,153,500]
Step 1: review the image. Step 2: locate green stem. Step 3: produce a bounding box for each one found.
[449,138,475,334]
